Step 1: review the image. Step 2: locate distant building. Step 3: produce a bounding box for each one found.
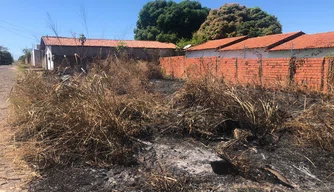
[218,31,305,59]
[269,32,334,58]
[38,36,176,70]
[185,36,248,58]
[31,45,42,67]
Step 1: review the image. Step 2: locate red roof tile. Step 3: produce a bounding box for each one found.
[269,32,334,51]
[187,36,247,51]
[41,36,176,49]
[219,32,304,51]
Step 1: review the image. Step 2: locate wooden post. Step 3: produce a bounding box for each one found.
[235,58,238,83]
[320,57,325,91]
[259,58,263,86]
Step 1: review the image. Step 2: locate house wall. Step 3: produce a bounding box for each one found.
[50,46,175,59]
[186,49,219,58]
[42,46,175,70]
[31,49,42,67]
[44,46,54,70]
[269,48,334,58]
[186,48,268,59]
[219,48,268,59]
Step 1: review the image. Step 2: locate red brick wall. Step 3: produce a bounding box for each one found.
[262,58,290,88]
[218,58,237,83]
[160,56,333,93]
[237,59,261,86]
[293,58,324,91]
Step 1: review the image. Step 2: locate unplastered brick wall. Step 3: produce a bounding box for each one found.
[262,58,290,88]
[160,56,334,93]
[293,58,324,90]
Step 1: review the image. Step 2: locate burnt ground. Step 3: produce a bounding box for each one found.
[24,79,334,192]
[27,134,334,192]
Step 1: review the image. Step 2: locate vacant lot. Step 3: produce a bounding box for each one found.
[7,60,334,192]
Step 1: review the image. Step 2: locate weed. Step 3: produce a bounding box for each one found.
[289,101,334,151]
[144,167,194,192]
[168,77,287,140]
[9,59,154,168]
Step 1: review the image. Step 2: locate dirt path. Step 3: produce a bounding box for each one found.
[0,65,32,192]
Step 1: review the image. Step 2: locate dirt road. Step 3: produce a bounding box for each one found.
[0,65,31,192]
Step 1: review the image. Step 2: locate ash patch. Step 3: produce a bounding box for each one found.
[28,167,109,192]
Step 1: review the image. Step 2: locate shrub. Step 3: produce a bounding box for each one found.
[88,57,150,95]
[289,102,334,152]
[169,77,286,140]
[10,60,154,168]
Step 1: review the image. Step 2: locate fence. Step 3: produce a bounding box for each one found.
[160,56,334,93]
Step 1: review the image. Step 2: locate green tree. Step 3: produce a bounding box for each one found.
[134,0,210,43]
[196,3,282,40]
[0,46,14,65]
[0,46,8,52]
[19,48,32,64]
[176,32,206,49]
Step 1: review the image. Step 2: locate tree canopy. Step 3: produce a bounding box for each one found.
[0,46,13,65]
[196,3,282,40]
[134,0,210,43]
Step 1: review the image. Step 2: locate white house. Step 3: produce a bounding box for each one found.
[269,32,334,58]
[39,36,176,70]
[218,31,305,59]
[185,36,247,58]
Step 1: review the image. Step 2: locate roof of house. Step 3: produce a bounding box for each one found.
[41,36,176,49]
[269,31,334,51]
[219,31,304,51]
[187,36,247,51]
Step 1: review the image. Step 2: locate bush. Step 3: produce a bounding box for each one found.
[10,59,154,168]
[289,102,334,152]
[169,77,286,140]
[0,50,14,65]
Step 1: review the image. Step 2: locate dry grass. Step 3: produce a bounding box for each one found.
[144,167,194,192]
[88,57,150,95]
[9,56,333,173]
[9,58,155,168]
[168,77,287,140]
[288,102,334,152]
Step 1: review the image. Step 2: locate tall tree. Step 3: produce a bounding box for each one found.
[196,3,282,40]
[134,0,210,43]
[0,46,8,52]
[0,46,13,65]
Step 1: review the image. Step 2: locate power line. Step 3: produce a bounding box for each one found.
[0,19,43,36]
[0,24,36,41]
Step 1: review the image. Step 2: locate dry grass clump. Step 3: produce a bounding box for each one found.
[171,77,287,140]
[146,62,164,79]
[289,102,334,151]
[10,63,154,168]
[89,57,150,95]
[144,168,194,192]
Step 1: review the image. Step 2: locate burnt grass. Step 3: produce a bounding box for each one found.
[26,79,334,192]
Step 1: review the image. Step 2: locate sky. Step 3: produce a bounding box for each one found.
[0,0,334,59]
